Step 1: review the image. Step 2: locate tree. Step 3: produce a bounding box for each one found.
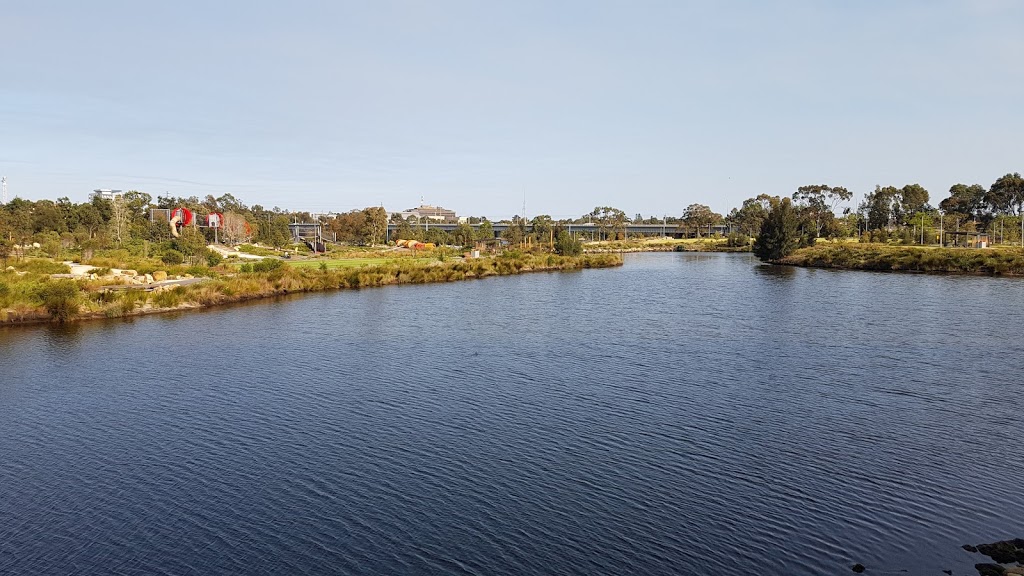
[681,204,719,237]
[175,226,208,265]
[861,186,900,231]
[985,172,1024,215]
[753,198,799,262]
[74,203,104,238]
[792,184,851,237]
[452,222,475,247]
[109,195,132,246]
[502,217,526,247]
[0,237,10,267]
[530,215,554,247]
[897,184,929,224]
[554,230,582,256]
[588,206,627,240]
[221,212,253,245]
[361,207,388,246]
[476,220,494,241]
[939,183,986,221]
[728,194,774,237]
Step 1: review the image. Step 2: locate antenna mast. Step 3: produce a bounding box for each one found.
[1,177,6,204]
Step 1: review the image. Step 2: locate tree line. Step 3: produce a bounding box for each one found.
[1,171,1020,264]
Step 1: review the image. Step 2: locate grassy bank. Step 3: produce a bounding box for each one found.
[0,252,621,325]
[780,244,1024,275]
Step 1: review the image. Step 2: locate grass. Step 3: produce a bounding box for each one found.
[286,258,396,269]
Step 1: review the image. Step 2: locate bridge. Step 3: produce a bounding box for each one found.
[386,222,732,240]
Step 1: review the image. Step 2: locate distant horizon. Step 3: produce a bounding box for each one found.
[3,1,1021,220]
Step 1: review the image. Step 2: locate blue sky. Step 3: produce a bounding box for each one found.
[2,0,1021,219]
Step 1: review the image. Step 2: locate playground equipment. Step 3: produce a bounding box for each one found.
[153,208,251,242]
[168,208,193,237]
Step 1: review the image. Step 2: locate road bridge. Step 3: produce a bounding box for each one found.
[386,222,731,240]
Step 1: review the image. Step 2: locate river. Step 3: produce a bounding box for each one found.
[1,252,1021,575]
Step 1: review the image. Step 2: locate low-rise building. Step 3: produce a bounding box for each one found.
[90,189,124,201]
[393,204,458,222]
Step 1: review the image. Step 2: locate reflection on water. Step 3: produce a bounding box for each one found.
[1,253,1022,576]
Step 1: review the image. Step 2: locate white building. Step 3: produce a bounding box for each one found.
[90,189,124,201]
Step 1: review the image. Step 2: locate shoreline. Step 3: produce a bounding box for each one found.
[778,244,1024,277]
[0,253,623,328]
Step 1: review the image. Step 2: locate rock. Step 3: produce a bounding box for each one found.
[152,271,168,282]
[975,564,1005,576]
[1005,567,1024,575]
[977,540,1024,564]
[5,266,14,271]
[121,269,138,277]
[144,274,154,284]
[965,545,980,553]
[943,571,952,575]
[852,563,866,573]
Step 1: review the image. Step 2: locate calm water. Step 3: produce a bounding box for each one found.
[1,253,1022,575]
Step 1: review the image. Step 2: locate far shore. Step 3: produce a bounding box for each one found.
[1,252,622,327]
[778,243,1024,276]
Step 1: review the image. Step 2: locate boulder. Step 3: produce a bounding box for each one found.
[144,274,154,284]
[852,564,865,573]
[1005,567,1024,575]
[977,540,1024,564]
[975,564,1005,576]
[121,269,138,277]
[152,271,168,282]
[965,545,980,553]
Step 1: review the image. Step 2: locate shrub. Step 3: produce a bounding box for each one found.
[206,250,223,267]
[555,231,582,256]
[39,279,81,322]
[252,258,284,273]
[14,259,71,275]
[162,249,184,265]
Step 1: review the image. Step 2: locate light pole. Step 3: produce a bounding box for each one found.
[939,210,944,246]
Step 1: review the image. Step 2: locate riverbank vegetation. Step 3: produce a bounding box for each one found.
[779,244,1024,276]
[3,170,1023,323]
[0,252,621,325]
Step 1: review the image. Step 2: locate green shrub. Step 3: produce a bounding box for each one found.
[206,250,223,267]
[555,231,582,256]
[152,287,185,308]
[14,259,72,275]
[39,279,81,322]
[162,249,184,265]
[252,258,284,273]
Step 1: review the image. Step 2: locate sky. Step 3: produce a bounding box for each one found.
[1,0,1022,220]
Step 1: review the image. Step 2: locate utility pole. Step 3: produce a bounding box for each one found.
[1,176,6,204]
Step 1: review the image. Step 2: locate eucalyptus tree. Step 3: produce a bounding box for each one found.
[681,204,720,237]
[792,185,851,237]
